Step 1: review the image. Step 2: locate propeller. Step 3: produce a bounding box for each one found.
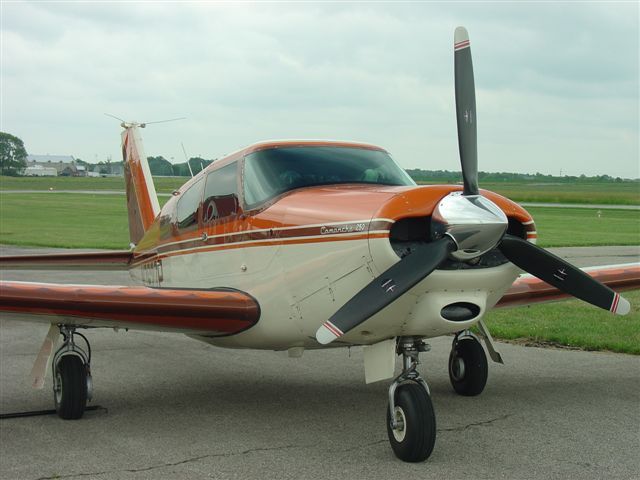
[316,236,457,344]
[499,235,630,314]
[454,26,479,196]
[315,26,630,345]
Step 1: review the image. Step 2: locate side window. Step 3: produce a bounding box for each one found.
[176,178,204,230]
[203,162,239,223]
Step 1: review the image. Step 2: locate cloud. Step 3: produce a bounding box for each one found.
[1,1,638,177]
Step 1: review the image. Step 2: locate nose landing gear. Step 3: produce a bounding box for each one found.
[52,325,92,419]
[386,338,436,462]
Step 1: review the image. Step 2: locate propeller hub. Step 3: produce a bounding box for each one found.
[432,192,508,261]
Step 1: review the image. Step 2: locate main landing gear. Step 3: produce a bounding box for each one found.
[52,325,92,419]
[386,338,436,462]
[448,332,488,396]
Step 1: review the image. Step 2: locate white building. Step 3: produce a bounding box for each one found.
[24,164,58,176]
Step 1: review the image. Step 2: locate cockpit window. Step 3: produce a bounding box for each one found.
[176,177,204,230]
[203,162,239,222]
[243,146,415,209]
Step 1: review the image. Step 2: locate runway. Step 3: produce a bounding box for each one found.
[1,246,639,479]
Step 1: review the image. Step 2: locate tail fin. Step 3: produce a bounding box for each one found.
[121,124,160,246]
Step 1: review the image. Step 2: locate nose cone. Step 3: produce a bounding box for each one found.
[433,192,508,260]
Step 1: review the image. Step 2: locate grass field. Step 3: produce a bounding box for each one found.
[415,181,639,205]
[3,176,639,205]
[1,192,637,249]
[526,207,640,247]
[0,175,184,194]
[485,289,640,355]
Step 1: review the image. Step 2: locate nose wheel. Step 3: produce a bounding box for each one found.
[386,338,436,462]
[52,326,92,419]
[448,333,488,396]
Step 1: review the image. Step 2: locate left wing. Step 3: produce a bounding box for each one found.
[497,263,640,309]
[0,250,135,270]
[0,281,260,336]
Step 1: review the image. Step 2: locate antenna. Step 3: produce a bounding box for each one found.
[141,117,186,128]
[104,112,125,123]
[181,142,194,178]
[104,114,186,129]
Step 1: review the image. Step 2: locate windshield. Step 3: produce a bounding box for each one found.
[243,146,415,209]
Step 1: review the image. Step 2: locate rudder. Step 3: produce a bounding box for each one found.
[121,125,160,246]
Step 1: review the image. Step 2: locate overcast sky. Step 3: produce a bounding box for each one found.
[1,1,638,178]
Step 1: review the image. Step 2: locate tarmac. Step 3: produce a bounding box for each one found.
[1,246,639,479]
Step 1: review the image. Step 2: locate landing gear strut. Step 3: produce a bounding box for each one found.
[52,325,92,419]
[386,338,436,462]
[448,331,488,396]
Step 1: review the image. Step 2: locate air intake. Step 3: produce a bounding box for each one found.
[441,302,480,322]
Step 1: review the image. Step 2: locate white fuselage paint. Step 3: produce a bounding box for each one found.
[130,224,519,351]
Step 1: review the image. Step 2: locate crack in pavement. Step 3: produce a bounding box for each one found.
[439,413,513,432]
[34,415,514,479]
[34,443,309,480]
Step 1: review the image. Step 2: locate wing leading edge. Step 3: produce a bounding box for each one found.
[497,263,640,309]
[0,281,260,336]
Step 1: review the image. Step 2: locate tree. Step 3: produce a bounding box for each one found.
[0,132,28,176]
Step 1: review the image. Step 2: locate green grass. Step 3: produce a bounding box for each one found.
[0,194,638,249]
[417,181,640,205]
[0,193,131,249]
[0,175,185,194]
[5,176,640,205]
[485,290,640,354]
[483,182,639,206]
[527,207,640,247]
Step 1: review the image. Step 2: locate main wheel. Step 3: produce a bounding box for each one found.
[448,336,488,396]
[54,355,88,420]
[386,382,436,462]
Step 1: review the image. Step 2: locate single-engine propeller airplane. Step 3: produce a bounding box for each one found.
[1,27,638,462]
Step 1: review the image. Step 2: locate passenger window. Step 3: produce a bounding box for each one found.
[176,178,204,230]
[203,163,239,223]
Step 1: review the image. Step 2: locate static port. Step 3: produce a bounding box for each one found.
[441,302,480,322]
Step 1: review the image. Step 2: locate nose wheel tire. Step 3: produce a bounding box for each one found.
[54,355,88,420]
[386,382,436,462]
[448,336,488,396]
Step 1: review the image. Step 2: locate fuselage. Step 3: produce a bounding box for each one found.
[129,141,535,350]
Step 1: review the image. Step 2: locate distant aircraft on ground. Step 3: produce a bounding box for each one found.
[1,27,638,462]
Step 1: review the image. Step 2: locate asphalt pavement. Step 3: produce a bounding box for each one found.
[0,246,639,479]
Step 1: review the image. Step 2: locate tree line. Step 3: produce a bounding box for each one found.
[1,131,637,182]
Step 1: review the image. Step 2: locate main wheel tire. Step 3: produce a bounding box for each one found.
[386,382,436,462]
[448,336,488,396]
[54,355,88,420]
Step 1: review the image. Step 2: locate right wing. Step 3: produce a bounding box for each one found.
[0,281,260,336]
[497,263,640,309]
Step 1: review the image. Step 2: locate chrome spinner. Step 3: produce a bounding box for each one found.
[432,191,508,261]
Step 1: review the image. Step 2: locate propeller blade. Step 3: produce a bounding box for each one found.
[454,26,479,196]
[499,234,630,315]
[316,236,457,344]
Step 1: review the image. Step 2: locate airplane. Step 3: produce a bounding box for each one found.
[1,27,638,463]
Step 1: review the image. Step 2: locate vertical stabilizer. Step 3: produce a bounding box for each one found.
[121,125,160,245]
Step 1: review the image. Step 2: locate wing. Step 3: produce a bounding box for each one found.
[497,263,640,309]
[0,250,134,270]
[0,281,260,336]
